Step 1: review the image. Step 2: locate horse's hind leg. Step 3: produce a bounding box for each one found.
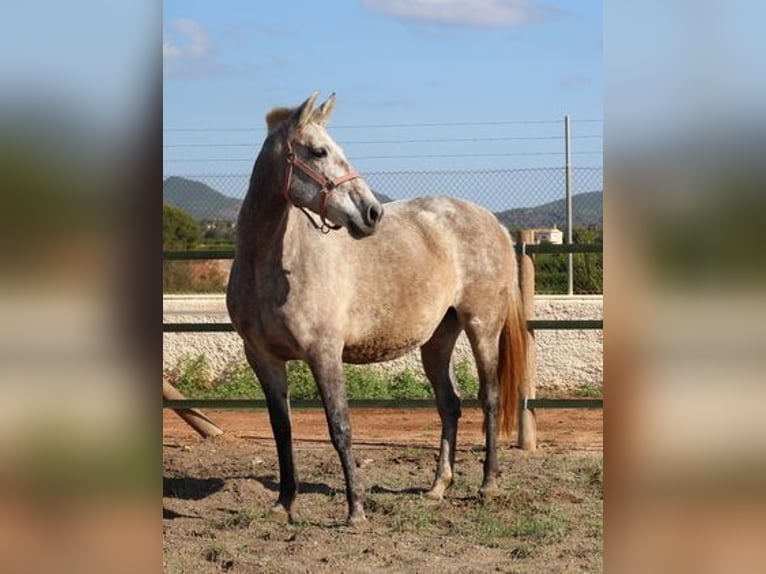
[463,317,504,497]
[243,345,297,521]
[421,309,463,500]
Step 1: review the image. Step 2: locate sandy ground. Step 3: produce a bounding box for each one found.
[163,407,602,573]
[163,407,602,453]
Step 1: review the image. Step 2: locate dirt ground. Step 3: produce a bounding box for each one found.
[163,407,603,573]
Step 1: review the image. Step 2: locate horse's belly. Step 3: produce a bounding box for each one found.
[342,305,448,364]
[342,336,422,364]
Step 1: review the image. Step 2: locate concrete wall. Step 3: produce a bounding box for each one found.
[163,294,602,392]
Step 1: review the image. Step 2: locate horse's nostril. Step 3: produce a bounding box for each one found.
[366,204,383,226]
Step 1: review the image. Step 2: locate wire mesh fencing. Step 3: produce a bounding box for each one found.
[163,166,602,226]
[162,165,602,294]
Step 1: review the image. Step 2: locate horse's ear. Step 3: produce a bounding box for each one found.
[313,93,336,126]
[265,107,292,134]
[296,91,319,127]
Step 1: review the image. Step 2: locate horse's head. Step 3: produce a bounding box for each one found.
[266,92,383,239]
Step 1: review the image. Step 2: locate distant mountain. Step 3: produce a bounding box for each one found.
[372,191,395,204]
[163,176,242,221]
[163,175,598,228]
[495,191,602,230]
[163,176,395,222]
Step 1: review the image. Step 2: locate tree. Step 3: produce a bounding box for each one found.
[529,225,603,294]
[572,226,603,294]
[163,204,201,250]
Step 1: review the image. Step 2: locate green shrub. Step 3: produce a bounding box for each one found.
[344,365,391,399]
[170,355,212,397]
[168,356,499,402]
[390,369,432,399]
[527,226,603,295]
[163,204,200,250]
[214,361,263,399]
[286,361,320,399]
[455,360,479,398]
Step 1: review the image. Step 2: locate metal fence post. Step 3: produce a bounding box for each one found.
[565,115,574,295]
[515,230,537,451]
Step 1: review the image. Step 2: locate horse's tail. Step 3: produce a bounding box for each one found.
[498,284,529,437]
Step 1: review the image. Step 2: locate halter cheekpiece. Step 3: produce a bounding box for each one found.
[281,135,362,233]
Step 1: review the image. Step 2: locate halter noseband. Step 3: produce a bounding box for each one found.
[282,137,362,233]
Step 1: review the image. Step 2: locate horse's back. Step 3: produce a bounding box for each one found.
[379,196,515,276]
[340,196,515,362]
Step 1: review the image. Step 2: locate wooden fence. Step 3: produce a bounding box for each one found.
[163,236,602,450]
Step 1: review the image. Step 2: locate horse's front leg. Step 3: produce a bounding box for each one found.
[309,353,366,525]
[243,346,297,521]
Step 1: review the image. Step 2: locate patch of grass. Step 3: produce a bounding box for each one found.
[468,477,572,547]
[287,361,320,399]
[204,543,224,562]
[571,382,603,398]
[365,494,396,516]
[455,359,479,398]
[344,365,391,399]
[171,355,212,397]
[586,510,603,539]
[203,542,237,571]
[510,545,531,560]
[510,507,569,544]
[473,506,518,546]
[390,369,432,399]
[572,456,603,501]
[169,355,538,402]
[540,383,603,400]
[387,498,436,533]
[219,507,260,529]
[169,355,264,399]
[586,456,603,488]
[214,361,263,399]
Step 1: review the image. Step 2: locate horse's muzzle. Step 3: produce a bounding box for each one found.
[364,203,384,228]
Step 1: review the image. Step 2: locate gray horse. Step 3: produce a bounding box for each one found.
[227,92,528,525]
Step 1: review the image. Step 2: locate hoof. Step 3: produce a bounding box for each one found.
[479,484,501,499]
[423,487,445,501]
[269,502,293,523]
[424,477,452,501]
[348,511,368,528]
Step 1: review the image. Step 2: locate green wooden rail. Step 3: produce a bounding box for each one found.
[164,249,235,260]
[515,243,603,255]
[163,244,603,410]
[163,398,602,410]
[162,243,604,261]
[163,320,602,333]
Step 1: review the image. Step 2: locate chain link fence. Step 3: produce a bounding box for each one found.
[163,166,602,226]
[163,166,602,293]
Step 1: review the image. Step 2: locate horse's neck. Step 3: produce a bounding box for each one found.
[235,160,305,266]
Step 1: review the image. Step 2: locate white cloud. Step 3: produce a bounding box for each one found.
[173,19,211,60]
[163,18,215,76]
[162,41,181,61]
[363,0,561,28]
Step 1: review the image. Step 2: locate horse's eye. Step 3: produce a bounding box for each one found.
[310,147,328,158]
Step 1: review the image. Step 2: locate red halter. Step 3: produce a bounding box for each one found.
[282,137,362,233]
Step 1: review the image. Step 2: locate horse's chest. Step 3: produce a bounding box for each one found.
[242,283,332,359]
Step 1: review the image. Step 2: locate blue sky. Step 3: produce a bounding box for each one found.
[163,0,602,204]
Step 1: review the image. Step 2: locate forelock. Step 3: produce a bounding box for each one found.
[265,107,293,134]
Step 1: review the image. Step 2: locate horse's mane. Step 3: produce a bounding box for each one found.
[266,107,293,133]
